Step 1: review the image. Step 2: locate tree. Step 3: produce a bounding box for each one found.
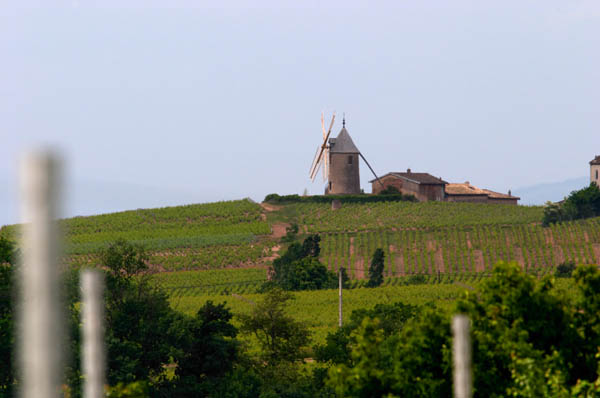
[98,240,183,387]
[315,301,419,366]
[270,235,338,291]
[239,288,310,364]
[326,262,600,397]
[0,236,17,265]
[0,263,14,396]
[172,301,241,397]
[367,248,385,287]
[543,183,600,226]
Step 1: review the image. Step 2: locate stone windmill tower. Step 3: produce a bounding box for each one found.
[309,113,383,195]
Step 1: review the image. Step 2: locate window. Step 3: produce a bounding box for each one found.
[329,181,332,191]
[597,170,598,180]
[348,156,353,165]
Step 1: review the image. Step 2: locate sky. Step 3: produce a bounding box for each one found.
[1,1,599,226]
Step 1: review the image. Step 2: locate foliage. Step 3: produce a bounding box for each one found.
[367,248,385,287]
[270,235,339,291]
[556,261,576,278]
[238,288,311,364]
[377,185,401,195]
[328,307,451,398]
[0,236,17,265]
[314,302,419,366]
[0,264,14,397]
[281,223,299,243]
[326,262,600,397]
[106,382,149,398]
[543,183,600,226]
[171,301,240,397]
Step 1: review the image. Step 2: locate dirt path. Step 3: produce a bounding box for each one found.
[473,250,485,272]
[260,202,282,212]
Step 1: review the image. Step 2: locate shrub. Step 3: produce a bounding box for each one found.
[556,261,576,278]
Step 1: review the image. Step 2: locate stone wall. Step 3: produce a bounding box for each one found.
[327,153,360,194]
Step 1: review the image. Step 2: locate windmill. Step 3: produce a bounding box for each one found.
[309,113,384,194]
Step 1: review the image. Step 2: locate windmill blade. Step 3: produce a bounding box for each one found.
[359,152,385,188]
[323,146,329,182]
[309,145,324,180]
[309,113,335,180]
[309,113,336,180]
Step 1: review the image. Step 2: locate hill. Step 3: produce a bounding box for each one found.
[3,198,599,276]
[513,176,589,205]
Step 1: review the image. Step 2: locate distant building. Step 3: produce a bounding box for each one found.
[445,182,520,205]
[591,155,600,186]
[370,172,520,204]
[370,170,447,201]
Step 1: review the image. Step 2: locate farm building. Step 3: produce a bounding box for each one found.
[371,170,447,201]
[370,171,520,204]
[445,182,519,205]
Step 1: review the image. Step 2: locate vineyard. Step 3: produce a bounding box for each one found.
[319,217,600,277]
[290,201,544,232]
[0,199,277,270]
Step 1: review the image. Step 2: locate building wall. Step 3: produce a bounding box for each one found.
[371,175,444,201]
[371,175,403,195]
[420,185,445,201]
[445,194,488,203]
[327,153,360,194]
[592,164,600,186]
[487,198,519,205]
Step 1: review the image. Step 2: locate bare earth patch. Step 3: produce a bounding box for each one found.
[271,223,290,239]
[473,250,485,272]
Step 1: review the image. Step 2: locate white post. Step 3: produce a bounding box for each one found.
[338,269,343,327]
[452,315,472,398]
[18,151,63,398]
[81,270,106,398]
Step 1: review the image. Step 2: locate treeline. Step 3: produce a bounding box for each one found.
[263,191,417,204]
[543,183,600,226]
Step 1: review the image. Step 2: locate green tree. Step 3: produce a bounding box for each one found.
[0,235,17,265]
[270,235,338,291]
[239,288,310,364]
[0,264,14,397]
[97,240,184,388]
[315,302,419,366]
[543,183,600,225]
[367,248,385,287]
[171,301,241,397]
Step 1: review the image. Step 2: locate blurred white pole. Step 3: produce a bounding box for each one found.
[19,151,62,398]
[452,315,472,398]
[81,270,105,398]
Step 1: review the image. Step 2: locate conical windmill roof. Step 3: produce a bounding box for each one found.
[329,128,360,154]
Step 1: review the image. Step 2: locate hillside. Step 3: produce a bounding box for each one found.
[3,199,599,276]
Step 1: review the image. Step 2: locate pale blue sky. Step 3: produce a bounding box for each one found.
[1,1,599,226]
